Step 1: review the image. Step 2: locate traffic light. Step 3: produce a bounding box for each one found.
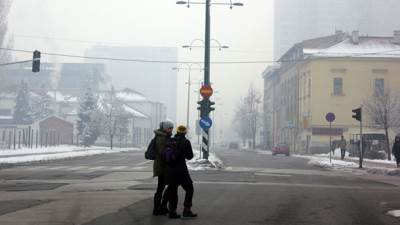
[352,107,362,121]
[197,98,215,118]
[32,50,41,73]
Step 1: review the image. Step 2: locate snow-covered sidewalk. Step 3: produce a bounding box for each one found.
[187,148,223,171]
[294,153,400,177]
[0,145,142,164]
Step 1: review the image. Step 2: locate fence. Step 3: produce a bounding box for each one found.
[0,126,67,150]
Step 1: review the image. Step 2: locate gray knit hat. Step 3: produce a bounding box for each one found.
[160,121,174,130]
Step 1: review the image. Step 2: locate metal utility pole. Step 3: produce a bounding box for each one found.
[201,0,211,160]
[186,71,191,128]
[352,106,363,168]
[359,107,363,169]
[176,0,243,160]
[204,0,211,85]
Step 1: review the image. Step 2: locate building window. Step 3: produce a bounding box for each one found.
[333,77,343,95]
[374,78,384,95]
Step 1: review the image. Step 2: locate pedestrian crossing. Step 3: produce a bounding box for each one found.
[4,165,150,172]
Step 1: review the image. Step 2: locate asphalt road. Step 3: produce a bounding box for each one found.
[0,147,400,225]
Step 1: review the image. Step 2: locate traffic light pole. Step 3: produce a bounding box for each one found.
[201,0,211,160]
[359,107,363,169]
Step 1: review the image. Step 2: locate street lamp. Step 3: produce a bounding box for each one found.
[172,63,203,130]
[176,1,243,9]
[177,0,243,160]
[182,38,229,51]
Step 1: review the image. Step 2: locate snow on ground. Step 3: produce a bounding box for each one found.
[295,155,358,169]
[294,154,400,177]
[255,150,272,155]
[187,148,223,171]
[316,149,396,165]
[0,146,141,164]
[387,209,400,218]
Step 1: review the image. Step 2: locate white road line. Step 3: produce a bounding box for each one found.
[195,181,391,190]
[47,166,68,170]
[254,172,292,177]
[67,166,88,171]
[88,166,105,170]
[129,166,147,170]
[111,166,128,170]
[136,161,152,166]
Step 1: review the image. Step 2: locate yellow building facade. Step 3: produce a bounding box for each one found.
[263,31,400,153]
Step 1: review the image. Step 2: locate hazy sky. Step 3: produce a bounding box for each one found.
[8,0,273,133]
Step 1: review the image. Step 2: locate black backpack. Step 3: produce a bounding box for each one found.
[162,138,179,165]
[145,138,157,160]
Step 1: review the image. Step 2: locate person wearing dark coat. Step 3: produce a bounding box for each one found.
[392,136,400,168]
[152,121,174,216]
[164,125,197,219]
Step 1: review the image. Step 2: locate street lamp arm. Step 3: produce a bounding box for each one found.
[183,39,229,51]
[173,62,204,71]
[177,0,243,8]
[190,39,206,47]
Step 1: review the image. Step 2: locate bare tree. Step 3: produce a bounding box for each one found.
[0,0,12,63]
[233,84,262,149]
[364,88,400,160]
[100,87,129,149]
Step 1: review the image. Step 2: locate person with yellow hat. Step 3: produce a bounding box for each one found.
[164,125,198,219]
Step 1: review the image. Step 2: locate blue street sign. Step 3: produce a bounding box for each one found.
[326,112,336,123]
[199,117,213,130]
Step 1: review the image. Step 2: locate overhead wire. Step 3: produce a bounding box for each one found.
[1,47,400,66]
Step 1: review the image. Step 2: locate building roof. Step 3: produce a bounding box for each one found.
[303,37,400,58]
[117,89,147,102]
[122,105,148,119]
[47,91,79,103]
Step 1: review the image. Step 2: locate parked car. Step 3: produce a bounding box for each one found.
[349,133,387,159]
[228,142,239,149]
[272,143,290,156]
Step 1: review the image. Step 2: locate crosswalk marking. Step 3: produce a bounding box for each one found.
[88,166,105,170]
[111,166,128,170]
[67,166,88,171]
[47,166,68,170]
[4,165,150,172]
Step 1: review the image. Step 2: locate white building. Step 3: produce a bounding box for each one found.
[274,0,400,59]
[85,46,177,122]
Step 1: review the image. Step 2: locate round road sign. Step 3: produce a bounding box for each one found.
[200,85,213,98]
[326,112,336,122]
[199,116,213,130]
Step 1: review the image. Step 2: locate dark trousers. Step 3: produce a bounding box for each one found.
[341,148,346,160]
[396,157,400,167]
[154,175,168,211]
[166,181,194,212]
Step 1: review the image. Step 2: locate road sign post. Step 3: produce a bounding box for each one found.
[198,84,214,160]
[352,107,363,168]
[326,113,336,164]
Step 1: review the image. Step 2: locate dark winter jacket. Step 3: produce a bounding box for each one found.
[393,140,400,158]
[153,129,171,177]
[164,133,194,185]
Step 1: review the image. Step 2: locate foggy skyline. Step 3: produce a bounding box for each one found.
[7,0,273,132]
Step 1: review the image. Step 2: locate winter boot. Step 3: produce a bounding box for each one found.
[183,208,198,218]
[168,212,181,219]
[153,207,168,216]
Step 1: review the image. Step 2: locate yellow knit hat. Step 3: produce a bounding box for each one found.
[176,125,187,134]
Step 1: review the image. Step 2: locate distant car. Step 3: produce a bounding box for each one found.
[228,142,239,149]
[272,143,290,156]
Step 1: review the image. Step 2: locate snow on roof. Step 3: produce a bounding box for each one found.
[304,37,400,58]
[117,91,147,102]
[123,104,148,119]
[48,91,78,103]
